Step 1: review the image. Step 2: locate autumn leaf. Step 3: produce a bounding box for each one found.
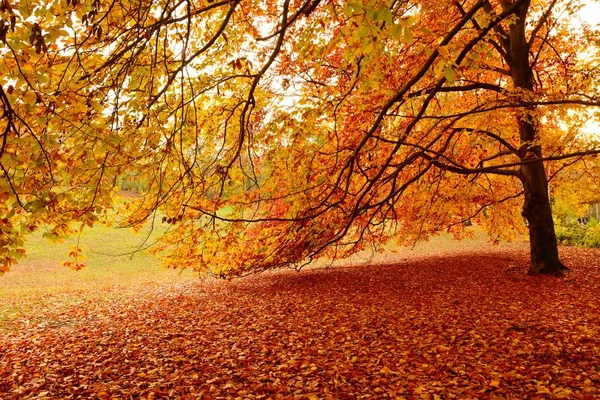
[2,245,600,398]
[0,0,598,283]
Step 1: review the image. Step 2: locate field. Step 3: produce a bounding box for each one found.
[0,222,196,322]
[1,225,600,399]
[0,223,502,323]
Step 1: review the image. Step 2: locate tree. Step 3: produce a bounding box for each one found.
[0,0,599,276]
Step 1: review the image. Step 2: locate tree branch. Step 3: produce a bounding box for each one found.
[527,0,560,48]
[408,82,504,98]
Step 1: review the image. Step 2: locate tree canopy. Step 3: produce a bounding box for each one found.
[1,0,599,277]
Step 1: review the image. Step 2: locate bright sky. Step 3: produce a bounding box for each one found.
[580,1,600,26]
[576,1,600,139]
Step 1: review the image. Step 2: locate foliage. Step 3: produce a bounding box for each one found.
[1,0,600,276]
[555,222,585,246]
[555,219,600,248]
[2,246,600,398]
[583,221,600,248]
[551,160,600,248]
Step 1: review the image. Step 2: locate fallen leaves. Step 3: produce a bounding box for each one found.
[1,246,600,398]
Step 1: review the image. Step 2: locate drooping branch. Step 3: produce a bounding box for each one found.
[423,149,600,177]
[141,0,242,128]
[82,0,235,79]
[396,98,600,120]
[446,191,524,228]
[407,82,504,98]
[220,0,292,194]
[311,0,516,216]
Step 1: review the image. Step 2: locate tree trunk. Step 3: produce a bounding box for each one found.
[521,161,567,275]
[507,0,567,274]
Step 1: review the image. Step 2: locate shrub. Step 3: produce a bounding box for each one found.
[582,220,600,248]
[555,218,600,248]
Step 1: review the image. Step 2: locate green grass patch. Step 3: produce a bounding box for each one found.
[0,221,196,322]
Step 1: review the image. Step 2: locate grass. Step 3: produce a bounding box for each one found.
[0,221,196,322]
[0,220,525,323]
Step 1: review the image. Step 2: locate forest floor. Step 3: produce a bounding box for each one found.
[1,229,600,399]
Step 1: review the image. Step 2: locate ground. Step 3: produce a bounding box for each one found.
[0,229,599,399]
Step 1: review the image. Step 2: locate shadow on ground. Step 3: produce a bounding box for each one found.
[1,246,599,399]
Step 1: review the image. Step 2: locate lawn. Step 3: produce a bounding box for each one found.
[0,223,501,322]
[0,222,196,322]
[1,225,599,399]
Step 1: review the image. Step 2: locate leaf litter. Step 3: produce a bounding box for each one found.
[1,246,599,399]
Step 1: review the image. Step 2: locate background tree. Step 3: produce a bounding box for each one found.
[0,0,599,276]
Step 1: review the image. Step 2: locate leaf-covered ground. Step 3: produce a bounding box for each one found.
[1,246,600,399]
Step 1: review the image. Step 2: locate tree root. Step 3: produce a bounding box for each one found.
[528,259,569,276]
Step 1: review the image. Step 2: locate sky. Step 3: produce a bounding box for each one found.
[577,1,600,139]
[580,1,600,26]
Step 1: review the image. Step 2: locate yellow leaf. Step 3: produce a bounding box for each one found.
[536,385,551,394]
[444,65,455,82]
[363,41,375,55]
[554,388,572,398]
[379,366,398,375]
[414,386,426,394]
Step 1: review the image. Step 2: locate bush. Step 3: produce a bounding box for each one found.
[583,220,600,248]
[555,218,600,248]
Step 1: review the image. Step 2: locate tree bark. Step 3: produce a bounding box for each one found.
[506,0,567,274]
[520,160,567,274]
